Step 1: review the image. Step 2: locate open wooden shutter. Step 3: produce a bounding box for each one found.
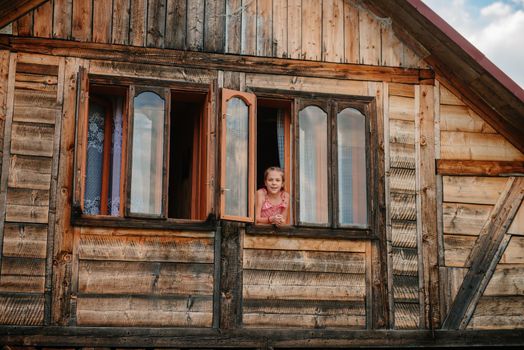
[72,66,90,213]
[219,88,256,222]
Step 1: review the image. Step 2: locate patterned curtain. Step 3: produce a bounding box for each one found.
[84,102,105,215]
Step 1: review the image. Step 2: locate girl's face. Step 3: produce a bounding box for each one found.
[265,170,284,195]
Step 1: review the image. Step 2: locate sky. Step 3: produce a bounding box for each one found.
[422,0,524,88]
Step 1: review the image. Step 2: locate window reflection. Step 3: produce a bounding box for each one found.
[224,97,249,217]
[299,105,328,224]
[338,108,367,226]
[130,91,164,215]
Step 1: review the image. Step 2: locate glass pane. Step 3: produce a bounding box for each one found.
[338,108,367,225]
[224,97,249,217]
[299,106,328,224]
[130,91,165,215]
[84,97,124,216]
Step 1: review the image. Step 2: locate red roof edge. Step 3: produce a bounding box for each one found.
[407,0,524,103]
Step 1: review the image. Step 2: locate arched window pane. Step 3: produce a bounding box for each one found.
[299,106,328,224]
[224,97,249,217]
[338,108,367,225]
[130,91,164,215]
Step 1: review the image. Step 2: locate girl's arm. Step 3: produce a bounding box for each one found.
[255,189,271,224]
[279,191,290,225]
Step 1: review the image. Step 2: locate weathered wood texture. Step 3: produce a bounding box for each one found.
[439,85,524,161]
[76,228,215,327]
[387,84,420,329]
[243,234,367,329]
[442,177,524,330]
[0,52,61,326]
[7,0,427,69]
[468,233,524,330]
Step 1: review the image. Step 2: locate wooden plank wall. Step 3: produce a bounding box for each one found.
[76,228,215,327]
[386,83,420,329]
[437,84,524,329]
[0,52,64,325]
[243,235,367,328]
[8,0,428,69]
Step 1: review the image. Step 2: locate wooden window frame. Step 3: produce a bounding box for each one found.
[246,88,376,237]
[72,72,216,229]
[219,88,256,223]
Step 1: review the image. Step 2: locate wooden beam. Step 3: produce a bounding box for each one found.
[1,327,524,348]
[437,160,524,176]
[442,177,524,329]
[219,221,244,329]
[0,35,435,85]
[0,0,48,29]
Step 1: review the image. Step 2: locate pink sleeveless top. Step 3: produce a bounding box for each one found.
[260,188,288,218]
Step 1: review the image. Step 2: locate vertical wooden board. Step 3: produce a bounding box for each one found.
[72,0,92,41]
[418,84,439,327]
[130,0,147,46]
[204,0,226,52]
[256,0,273,57]
[0,294,44,325]
[508,201,524,235]
[381,24,402,67]
[187,0,204,51]
[53,0,72,39]
[2,223,48,259]
[402,42,426,68]
[272,0,287,57]
[15,12,34,37]
[146,0,166,48]
[33,1,53,38]
[358,8,380,65]
[51,57,82,325]
[93,0,113,43]
[343,0,359,63]
[225,0,242,54]
[241,0,257,55]
[112,0,131,45]
[287,0,301,59]
[443,176,508,205]
[0,50,9,162]
[322,0,344,63]
[301,0,321,60]
[165,0,187,49]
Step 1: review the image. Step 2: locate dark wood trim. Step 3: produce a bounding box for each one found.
[0,35,435,85]
[437,159,524,176]
[0,0,48,29]
[0,52,16,282]
[1,327,524,348]
[245,225,374,240]
[442,177,524,329]
[219,221,244,329]
[71,213,217,232]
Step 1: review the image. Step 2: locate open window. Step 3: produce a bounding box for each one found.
[73,71,212,223]
[219,89,256,222]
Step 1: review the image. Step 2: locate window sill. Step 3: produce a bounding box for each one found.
[245,224,376,240]
[71,213,217,232]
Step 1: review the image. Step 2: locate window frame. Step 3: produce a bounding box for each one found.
[247,88,377,238]
[72,72,216,229]
[219,88,257,223]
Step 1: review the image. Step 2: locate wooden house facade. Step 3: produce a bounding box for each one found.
[0,0,523,348]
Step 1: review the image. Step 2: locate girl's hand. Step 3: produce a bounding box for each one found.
[273,214,284,225]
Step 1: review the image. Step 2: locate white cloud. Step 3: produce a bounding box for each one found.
[423,0,524,88]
